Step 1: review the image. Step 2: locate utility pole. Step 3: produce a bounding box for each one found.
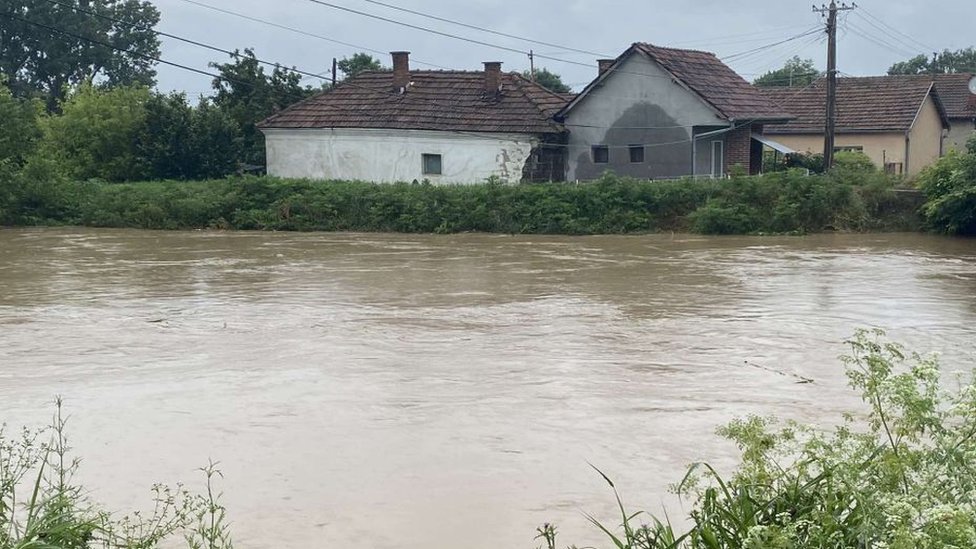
[528,50,536,82]
[331,57,337,88]
[813,2,855,171]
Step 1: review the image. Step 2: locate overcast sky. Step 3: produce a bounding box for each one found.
[150,0,974,96]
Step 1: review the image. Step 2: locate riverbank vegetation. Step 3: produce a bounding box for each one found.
[0,399,232,549]
[0,169,923,235]
[542,330,976,549]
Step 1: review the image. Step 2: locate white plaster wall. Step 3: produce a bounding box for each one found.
[262,128,537,184]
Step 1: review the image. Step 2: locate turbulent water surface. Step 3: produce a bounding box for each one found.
[1,228,975,549]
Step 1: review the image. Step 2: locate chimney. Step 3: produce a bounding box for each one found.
[391,51,410,93]
[483,61,502,97]
[598,59,615,76]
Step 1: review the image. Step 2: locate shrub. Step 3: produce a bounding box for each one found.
[551,330,976,549]
[917,136,976,235]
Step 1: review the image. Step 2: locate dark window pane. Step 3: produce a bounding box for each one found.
[629,145,644,163]
[592,145,609,164]
[422,154,442,175]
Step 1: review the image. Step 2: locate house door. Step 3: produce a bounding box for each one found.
[711,140,724,178]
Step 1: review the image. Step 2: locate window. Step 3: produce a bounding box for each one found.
[422,153,442,175]
[711,140,724,177]
[835,145,864,152]
[592,145,609,164]
[629,145,645,163]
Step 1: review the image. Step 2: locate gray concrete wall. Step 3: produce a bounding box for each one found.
[945,118,975,152]
[563,53,731,181]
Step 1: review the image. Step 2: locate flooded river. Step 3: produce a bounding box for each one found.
[1,228,975,549]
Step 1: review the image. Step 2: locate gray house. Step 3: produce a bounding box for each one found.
[557,43,792,180]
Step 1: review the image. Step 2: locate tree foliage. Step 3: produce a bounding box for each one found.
[336,53,383,79]
[0,78,42,167]
[917,135,976,235]
[0,0,161,110]
[753,56,822,88]
[523,67,572,93]
[888,47,976,74]
[37,83,150,182]
[210,49,314,166]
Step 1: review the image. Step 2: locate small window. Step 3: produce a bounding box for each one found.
[834,145,864,152]
[422,153,442,175]
[592,145,609,164]
[629,145,645,163]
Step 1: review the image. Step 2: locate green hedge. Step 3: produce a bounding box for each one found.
[0,170,923,235]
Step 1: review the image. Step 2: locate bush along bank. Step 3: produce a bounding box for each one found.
[0,169,924,235]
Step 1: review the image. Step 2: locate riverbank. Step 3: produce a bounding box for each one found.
[0,171,923,234]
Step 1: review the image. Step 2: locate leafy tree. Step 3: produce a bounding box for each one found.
[36,83,149,181]
[0,0,161,111]
[0,78,42,166]
[133,92,240,180]
[917,134,976,235]
[753,56,822,87]
[210,49,314,167]
[888,47,976,74]
[522,67,572,93]
[336,53,383,79]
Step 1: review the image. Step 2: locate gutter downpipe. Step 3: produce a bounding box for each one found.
[904,130,911,177]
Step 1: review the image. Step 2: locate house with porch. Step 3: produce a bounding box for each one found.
[556,43,793,180]
[258,52,569,184]
[762,77,951,176]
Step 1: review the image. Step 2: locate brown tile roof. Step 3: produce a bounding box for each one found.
[634,43,792,122]
[762,76,949,134]
[258,70,568,134]
[928,73,976,119]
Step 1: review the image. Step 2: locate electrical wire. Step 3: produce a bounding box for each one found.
[857,8,936,53]
[171,0,452,70]
[358,0,609,58]
[851,12,924,56]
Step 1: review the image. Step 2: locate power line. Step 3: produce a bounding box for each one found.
[38,0,336,84]
[720,27,823,63]
[0,10,256,89]
[850,12,924,57]
[170,0,452,70]
[358,0,609,58]
[857,8,935,53]
[844,20,918,58]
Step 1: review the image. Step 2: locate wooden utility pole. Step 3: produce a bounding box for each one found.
[814,2,856,171]
[331,57,338,88]
[528,50,536,82]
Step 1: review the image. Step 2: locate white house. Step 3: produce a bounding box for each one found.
[258,52,569,183]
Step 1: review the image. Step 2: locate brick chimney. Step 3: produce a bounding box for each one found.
[598,59,615,76]
[391,51,410,93]
[483,61,502,97]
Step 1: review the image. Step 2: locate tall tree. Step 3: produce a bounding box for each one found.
[0,78,42,167]
[0,0,160,111]
[522,67,572,93]
[210,49,314,167]
[888,48,976,74]
[336,53,383,79]
[753,57,822,88]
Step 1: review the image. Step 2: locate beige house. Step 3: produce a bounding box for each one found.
[763,77,950,176]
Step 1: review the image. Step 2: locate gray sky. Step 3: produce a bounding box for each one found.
[150,0,974,96]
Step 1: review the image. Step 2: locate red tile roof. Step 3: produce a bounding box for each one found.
[762,76,949,134]
[634,43,792,122]
[258,70,568,134]
[928,73,976,120]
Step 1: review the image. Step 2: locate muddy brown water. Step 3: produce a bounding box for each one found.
[1,228,975,549]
